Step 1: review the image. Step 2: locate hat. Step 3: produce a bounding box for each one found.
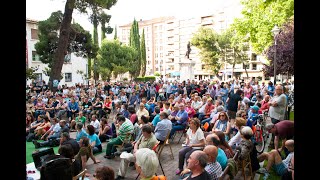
[250,105,259,111]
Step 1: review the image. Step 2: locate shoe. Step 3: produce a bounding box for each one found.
[104,154,115,159]
[175,169,182,175]
[33,140,40,149]
[257,168,268,174]
[263,172,270,180]
[115,176,124,180]
[114,151,122,156]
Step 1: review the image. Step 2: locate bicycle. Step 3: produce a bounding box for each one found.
[253,111,269,153]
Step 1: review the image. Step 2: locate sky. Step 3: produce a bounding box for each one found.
[26,0,240,39]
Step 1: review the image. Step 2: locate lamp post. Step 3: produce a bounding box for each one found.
[271,25,280,85]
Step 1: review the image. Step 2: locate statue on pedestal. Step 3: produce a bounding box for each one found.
[185,41,191,59]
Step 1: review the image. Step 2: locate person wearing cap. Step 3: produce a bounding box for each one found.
[246,105,259,129]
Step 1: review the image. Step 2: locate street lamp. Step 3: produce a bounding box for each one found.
[271,25,280,85]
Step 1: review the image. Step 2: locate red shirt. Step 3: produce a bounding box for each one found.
[275,120,294,138]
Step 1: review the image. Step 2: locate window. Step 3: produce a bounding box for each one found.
[252,63,257,70]
[31,29,39,40]
[252,53,257,61]
[243,64,250,69]
[64,53,71,63]
[65,73,72,82]
[32,51,39,61]
[34,73,42,82]
[202,64,206,70]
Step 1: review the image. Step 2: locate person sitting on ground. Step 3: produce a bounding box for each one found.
[205,133,228,170]
[59,132,80,155]
[26,113,35,136]
[181,151,211,180]
[70,111,86,131]
[75,122,88,142]
[94,166,115,180]
[135,148,166,180]
[115,125,158,180]
[257,139,294,180]
[90,115,100,134]
[58,144,81,177]
[154,112,173,144]
[67,97,79,121]
[34,115,51,138]
[175,118,205,175]
[104,115,134,159]
[75,137,101,177]
[98,117,113,142]
[102,96,112,116]
[86,125,102,154]
[180,144,223,180]
[214,130,234,159]
[28,115,44,136]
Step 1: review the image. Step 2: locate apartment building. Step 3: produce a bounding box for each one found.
[26,18,88,86]
[118,2,266,81]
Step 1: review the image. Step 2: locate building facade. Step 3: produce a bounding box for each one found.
[26,18,88,87]
[117,2,266,81]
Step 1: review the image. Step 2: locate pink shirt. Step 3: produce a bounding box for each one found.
[185,107,196,118]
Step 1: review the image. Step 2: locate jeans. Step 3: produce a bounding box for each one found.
[201,117,212,125]
[170,125,185,138]
[93,144,102,154]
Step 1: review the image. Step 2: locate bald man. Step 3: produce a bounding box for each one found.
[182,151,211,180]
[205,134,228,170]
[257,139,294,180]
[180,145,222,180]
[268,85,287,125]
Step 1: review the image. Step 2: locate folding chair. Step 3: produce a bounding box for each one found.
[73,168,86,180]
[114,132,133,152]
[240,155,253,180]
[157,131,174,160]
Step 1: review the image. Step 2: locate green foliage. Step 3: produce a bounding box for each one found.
[140,29,146,76]
[123,77,128,81]
[135,77,145,82]
[191,27,221,74]
[97,39,138,79]
[144,76,156,82]
[129,19,141,77]
[26,66,39,80]
[231,0,294,54]
[100,12,112,41]
[154,72,161,76]
[35,10,95,70]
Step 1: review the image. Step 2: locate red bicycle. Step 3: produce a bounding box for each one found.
[253,111,269,153]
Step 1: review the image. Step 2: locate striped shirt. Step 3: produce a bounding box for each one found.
[205,161,223,180]
[118,119,134,142]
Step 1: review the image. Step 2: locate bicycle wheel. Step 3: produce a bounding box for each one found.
[254,130,265,153]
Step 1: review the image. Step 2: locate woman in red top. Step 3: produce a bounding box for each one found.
[34,115,51,138]
[103,96,112,115]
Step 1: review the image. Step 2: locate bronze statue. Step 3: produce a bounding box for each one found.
[185,41,191,59]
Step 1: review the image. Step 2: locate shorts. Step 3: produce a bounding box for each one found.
[227,110,236,119]
[273,162,287,176]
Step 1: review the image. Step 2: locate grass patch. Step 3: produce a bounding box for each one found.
[289,112,294,121]
[26,141,60,164]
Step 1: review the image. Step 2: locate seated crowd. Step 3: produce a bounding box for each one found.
[26,78,294,180]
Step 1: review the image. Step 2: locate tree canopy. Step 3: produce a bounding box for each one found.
[231,0,294,54]
[263,19,294,77]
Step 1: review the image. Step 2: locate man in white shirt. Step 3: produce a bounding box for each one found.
[90,115,100,134]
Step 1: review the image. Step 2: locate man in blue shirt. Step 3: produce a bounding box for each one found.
[75,122,88,142]
[170,104,189,138]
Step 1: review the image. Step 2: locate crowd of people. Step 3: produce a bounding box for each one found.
[26,77,294,180]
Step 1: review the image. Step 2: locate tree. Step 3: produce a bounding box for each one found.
[231,0,294,54]
[191,27,221,76]
[97,39,138,79]
[129,19,141,78]
[140,29,146,76]
[263,19,294,78]
[35,10,95,80]
[100,11,112,41]
[26,66,39,81]
[48,0,117,91]
[114,25,117,40]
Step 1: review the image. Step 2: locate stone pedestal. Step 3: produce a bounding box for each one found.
[179,60,196,82]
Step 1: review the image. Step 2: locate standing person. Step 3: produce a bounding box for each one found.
[226,89,243,130]
[268,85,287,125]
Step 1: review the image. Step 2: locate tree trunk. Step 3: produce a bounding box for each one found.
[243,62,249,79]
[49,0,75,92]
[88,57,92,79]
[93,15,99,82]
[101,23,106,41]
[232,62,235,79]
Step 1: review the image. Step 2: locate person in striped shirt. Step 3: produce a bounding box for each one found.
[104,115,134,159]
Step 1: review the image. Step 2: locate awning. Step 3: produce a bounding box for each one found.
[170,72,180,76]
